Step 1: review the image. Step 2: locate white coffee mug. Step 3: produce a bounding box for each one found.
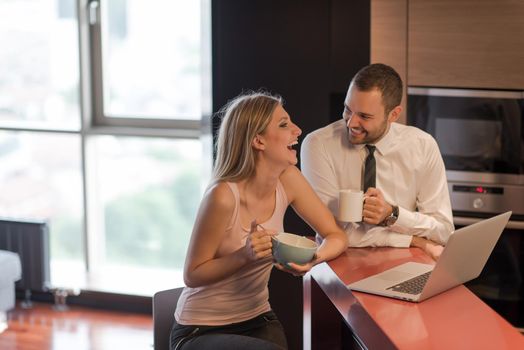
[338,189,365,222]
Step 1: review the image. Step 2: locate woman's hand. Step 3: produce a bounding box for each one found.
[273,254,321,277]
[244,220,276,262]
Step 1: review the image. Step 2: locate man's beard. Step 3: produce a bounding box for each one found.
[347,119,389,145]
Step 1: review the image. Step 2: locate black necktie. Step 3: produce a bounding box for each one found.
[364,145,376,192]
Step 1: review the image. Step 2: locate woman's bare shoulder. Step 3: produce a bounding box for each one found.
[279,165,302,182]
[202,181,236,212]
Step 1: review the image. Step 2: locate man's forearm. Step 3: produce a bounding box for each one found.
[389,207,454,245]
[410,235,444,260]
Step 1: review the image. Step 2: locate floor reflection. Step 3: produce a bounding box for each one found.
[0,302,153,350]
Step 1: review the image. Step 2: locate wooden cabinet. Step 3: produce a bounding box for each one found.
[372,0,524,96]
[371,0,408,123]
[408,0,524,89]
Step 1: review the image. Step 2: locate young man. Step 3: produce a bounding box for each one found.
[301,63,454,260]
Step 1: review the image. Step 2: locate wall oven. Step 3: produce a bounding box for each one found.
[408,87,524,331]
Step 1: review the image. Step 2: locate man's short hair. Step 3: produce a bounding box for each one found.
[351,63,403,115]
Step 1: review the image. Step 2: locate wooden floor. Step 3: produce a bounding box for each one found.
[0,301,153,350]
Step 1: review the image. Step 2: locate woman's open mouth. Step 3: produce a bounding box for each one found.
[287,140,298,150]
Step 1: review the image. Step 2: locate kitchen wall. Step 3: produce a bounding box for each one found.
[212,1,370,349]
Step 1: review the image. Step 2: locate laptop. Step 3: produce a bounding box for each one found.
[347,211,512,302]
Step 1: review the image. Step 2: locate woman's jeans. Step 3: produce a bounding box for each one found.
[169,310,288,350]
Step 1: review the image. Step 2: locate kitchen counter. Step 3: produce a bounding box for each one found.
[303,246,524,349]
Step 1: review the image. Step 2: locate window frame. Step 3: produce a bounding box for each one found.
[81,0,211,136]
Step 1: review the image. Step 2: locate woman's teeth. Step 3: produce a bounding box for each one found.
[287,140,298,150]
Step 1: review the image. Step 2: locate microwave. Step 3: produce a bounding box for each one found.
[407,87,524,218]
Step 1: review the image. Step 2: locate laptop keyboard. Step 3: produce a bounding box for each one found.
[387,271,431,295]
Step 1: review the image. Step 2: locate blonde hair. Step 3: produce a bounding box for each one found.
[213,91,283,182]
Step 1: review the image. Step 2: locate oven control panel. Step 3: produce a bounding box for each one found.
[452,185,504,195]
[449,182,524,217]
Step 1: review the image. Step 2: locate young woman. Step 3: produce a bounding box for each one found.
[170,91,348,350]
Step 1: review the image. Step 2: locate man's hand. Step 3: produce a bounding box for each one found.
[363,187,392,225]
[410,236,444,260]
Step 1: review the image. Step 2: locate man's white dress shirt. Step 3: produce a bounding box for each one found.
[301,120,454,247]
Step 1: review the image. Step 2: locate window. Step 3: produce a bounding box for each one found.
[0,131,84,285]
[0,0,80,130]
[0,0,212,296]
[97,0,203,120]
[85,135,208,295]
